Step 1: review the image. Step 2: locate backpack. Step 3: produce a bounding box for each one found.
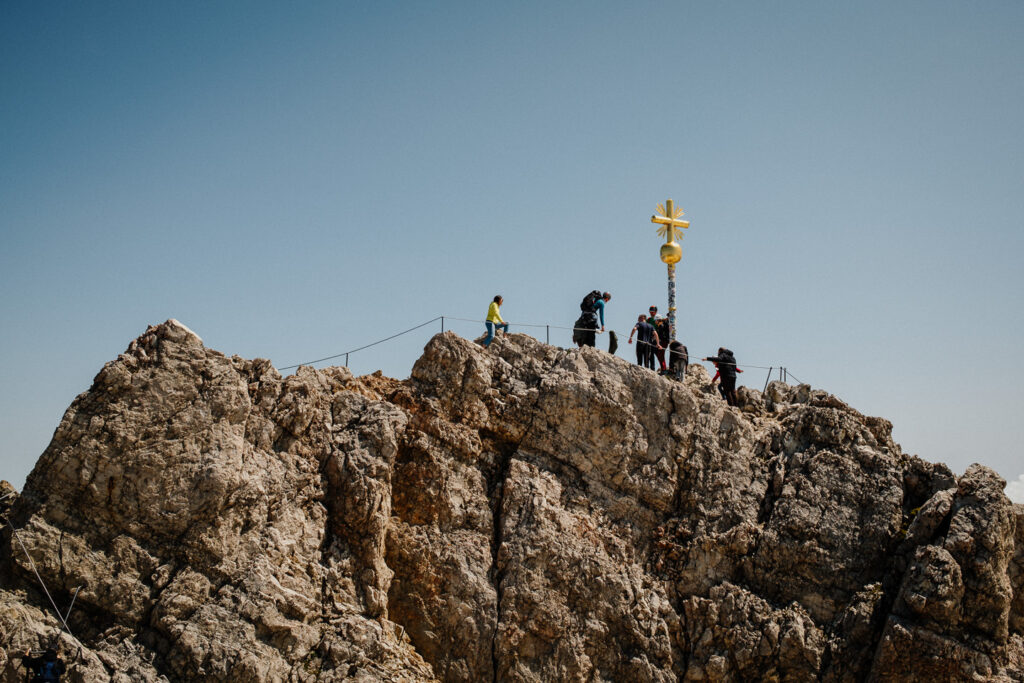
[580,290,603,312]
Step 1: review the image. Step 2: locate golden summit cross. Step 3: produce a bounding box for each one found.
[648,198,691,345]
[651,198,689,243]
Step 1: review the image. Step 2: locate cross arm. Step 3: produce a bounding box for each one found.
[651,215,690,228]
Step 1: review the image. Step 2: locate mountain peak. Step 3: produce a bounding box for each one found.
[1,325,1020,680]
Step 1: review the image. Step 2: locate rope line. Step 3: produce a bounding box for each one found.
[278,313,808,384]
[279,317,442,370]
[6,519,86,653]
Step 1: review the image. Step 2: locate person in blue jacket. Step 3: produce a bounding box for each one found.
[574,291,612,348]
[20,647,66,681]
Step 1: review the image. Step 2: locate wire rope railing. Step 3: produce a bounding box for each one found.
[278,315,809,388]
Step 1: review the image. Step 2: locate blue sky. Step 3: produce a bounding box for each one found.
[2,1,1022,496]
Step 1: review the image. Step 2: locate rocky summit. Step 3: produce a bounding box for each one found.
[2,320,1023,682]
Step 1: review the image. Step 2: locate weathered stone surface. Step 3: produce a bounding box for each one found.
[1,321,1022,681]
[1010,505,1024,634]
[1,321,432,682]
[943,464,1015,643]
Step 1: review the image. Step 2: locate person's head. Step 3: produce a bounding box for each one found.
[493,295,502,305]
[44,648,57,662]
[637,314,646,322]
[602,292,611,302]
[648,305,657,316]
[718,347,726,355]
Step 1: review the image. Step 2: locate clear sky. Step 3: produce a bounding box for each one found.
[2,2,1022,497]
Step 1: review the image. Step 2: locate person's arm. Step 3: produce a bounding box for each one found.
[628,323,638,343]
[652,331,660,348]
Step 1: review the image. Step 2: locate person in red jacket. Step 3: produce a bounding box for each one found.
[648,307,670,371]
[704,348,742,406]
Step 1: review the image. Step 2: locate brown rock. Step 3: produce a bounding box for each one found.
[1,322,1022,681]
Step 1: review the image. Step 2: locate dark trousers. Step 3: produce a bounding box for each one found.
[720,376,737,406]
[635,343,654,369]
[576,313,597,347]
[639,341,656,369]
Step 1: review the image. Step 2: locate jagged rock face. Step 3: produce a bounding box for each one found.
[1,320,1022,682]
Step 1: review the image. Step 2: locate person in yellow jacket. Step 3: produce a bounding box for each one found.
[484,295,509,347]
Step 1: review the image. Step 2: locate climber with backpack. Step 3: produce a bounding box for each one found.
[703,348,741,406]
[19,647,65,682]
[572,291,611,348]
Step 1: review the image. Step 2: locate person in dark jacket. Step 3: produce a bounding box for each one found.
[627,314,659,370]
[703,348,740,406]
[20,647,66,682]
[668,341,688,380]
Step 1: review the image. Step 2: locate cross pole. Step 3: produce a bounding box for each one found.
[650,199,690,343]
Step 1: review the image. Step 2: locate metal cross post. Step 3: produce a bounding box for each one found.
[650,198,690,342]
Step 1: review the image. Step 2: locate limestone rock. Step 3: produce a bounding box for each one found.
[1,322,1022,681]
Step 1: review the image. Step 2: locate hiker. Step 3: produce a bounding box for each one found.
[668,340,688,380]
[710,364,742,402]
[20,647,65,682]
[703,348,741,406]
[573,291,611,348]
[627,314,659,370]
[483,295,509,347]
[648,307,670,370]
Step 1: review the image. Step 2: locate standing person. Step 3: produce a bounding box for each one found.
[627,314,659,369]
[593,291,611,334]
[483,295,509,347]
[648,306,670,371]
[20,647,66,681]
[573,291,611,348]
[703,348,740,406]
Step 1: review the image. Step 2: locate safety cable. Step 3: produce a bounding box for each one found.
[6,518,86,654]
[279,317,442,370]
[278,313,807,383]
